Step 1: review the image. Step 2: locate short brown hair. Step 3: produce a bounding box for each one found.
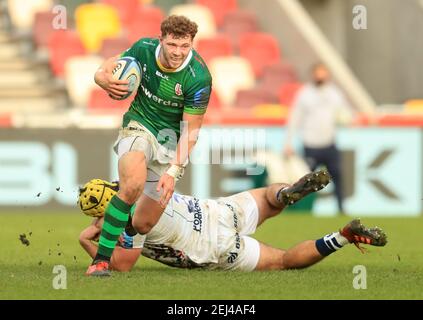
[161,15,198,40]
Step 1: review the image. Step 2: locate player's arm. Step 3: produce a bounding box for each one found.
[157,83,211,207]
[79,220,141,272]
[94,54,129,99]
[157,112,204,207]
[173,112,204,167]
[79,219,102,258]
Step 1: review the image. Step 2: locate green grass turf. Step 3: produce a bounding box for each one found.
[0,212,422,300]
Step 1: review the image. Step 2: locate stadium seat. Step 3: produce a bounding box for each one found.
[7,0,53,30]
[195,0,237,27]
[404,99,423,114]
[239,32,281,77]
[75,3,122,53]
[101,0,140,28]
[99,37,131,58]
[207,90,222,109]
[0,114,12,128]
[251,104,289,119]
[259,62,298,96]
[32,10,56,48]
[88,88,131,113]
[235,88,279,109]
[195,34,233,63]
[65,55,105,107]
[278,82,303,107]
[221,10,258,49]
[127,5,164,43]
[209,56,255,106]
[169,4,216,40]
[48,30,86,77]
[154,0,187,13]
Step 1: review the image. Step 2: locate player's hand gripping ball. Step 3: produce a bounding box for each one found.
[78,179,119,217]
[111,56,142,100]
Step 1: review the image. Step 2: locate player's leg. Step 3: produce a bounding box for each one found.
[87,135,150,276]
[323,145,344,213]
[227,235,322,271]
[131,193,164,234]
[248,169,331,227]
[254,241,323,270]
[131,169,167,234]
[247,185,288,227]
[255,219,388,270]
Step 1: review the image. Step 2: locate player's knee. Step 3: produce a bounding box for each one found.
[131,214,154,235]
[118,182,143,204]
[132,219,154,235]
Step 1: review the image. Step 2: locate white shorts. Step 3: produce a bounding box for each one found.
[113,120,175,201]
[213,192,260,272]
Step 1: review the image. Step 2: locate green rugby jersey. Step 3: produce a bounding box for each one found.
[121,38,212,150]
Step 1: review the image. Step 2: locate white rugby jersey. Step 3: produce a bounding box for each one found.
[132,193,223,268]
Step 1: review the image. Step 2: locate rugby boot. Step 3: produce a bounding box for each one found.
[86,260,111,277]
[340,218,388,253]
[277,169,331,205]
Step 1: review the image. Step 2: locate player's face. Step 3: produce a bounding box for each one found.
[159,34,193,69]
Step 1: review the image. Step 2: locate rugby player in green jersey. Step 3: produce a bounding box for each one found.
[87,15,212,276]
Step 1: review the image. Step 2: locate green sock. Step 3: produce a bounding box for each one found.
[95,195,131,261]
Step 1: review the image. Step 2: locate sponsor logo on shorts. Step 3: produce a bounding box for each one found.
[225,203,238,230]
[227,252,238,264]
[225,203,241,264]
[188,198,203,232]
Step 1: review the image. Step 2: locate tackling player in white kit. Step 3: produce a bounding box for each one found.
[78,170,387,273]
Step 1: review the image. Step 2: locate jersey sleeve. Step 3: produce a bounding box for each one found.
[183,78,212,115]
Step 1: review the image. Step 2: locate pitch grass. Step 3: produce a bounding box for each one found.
[0,212,422,300]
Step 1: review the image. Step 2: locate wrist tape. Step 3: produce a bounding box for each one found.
[166,164,185,181]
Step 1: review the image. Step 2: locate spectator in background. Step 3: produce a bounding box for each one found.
[284,63,355,215]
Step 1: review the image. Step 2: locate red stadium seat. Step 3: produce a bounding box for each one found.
[88,88,131,113]
[195,0,237,27]
[33,11,56,48]
[127,6,164,43]
[278,82,303,107]
[0,113,12,128]
[99,37,131,58]
[195,34,233,63]
[235,88,279,109]
[48,30,86,77]
[260,62,298,96]
[239,32,281,77]
[221,10,258,49]
[101,0,140,28]
[208,90,222,109]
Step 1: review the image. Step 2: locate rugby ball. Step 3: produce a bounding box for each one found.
[111,56,141,100]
